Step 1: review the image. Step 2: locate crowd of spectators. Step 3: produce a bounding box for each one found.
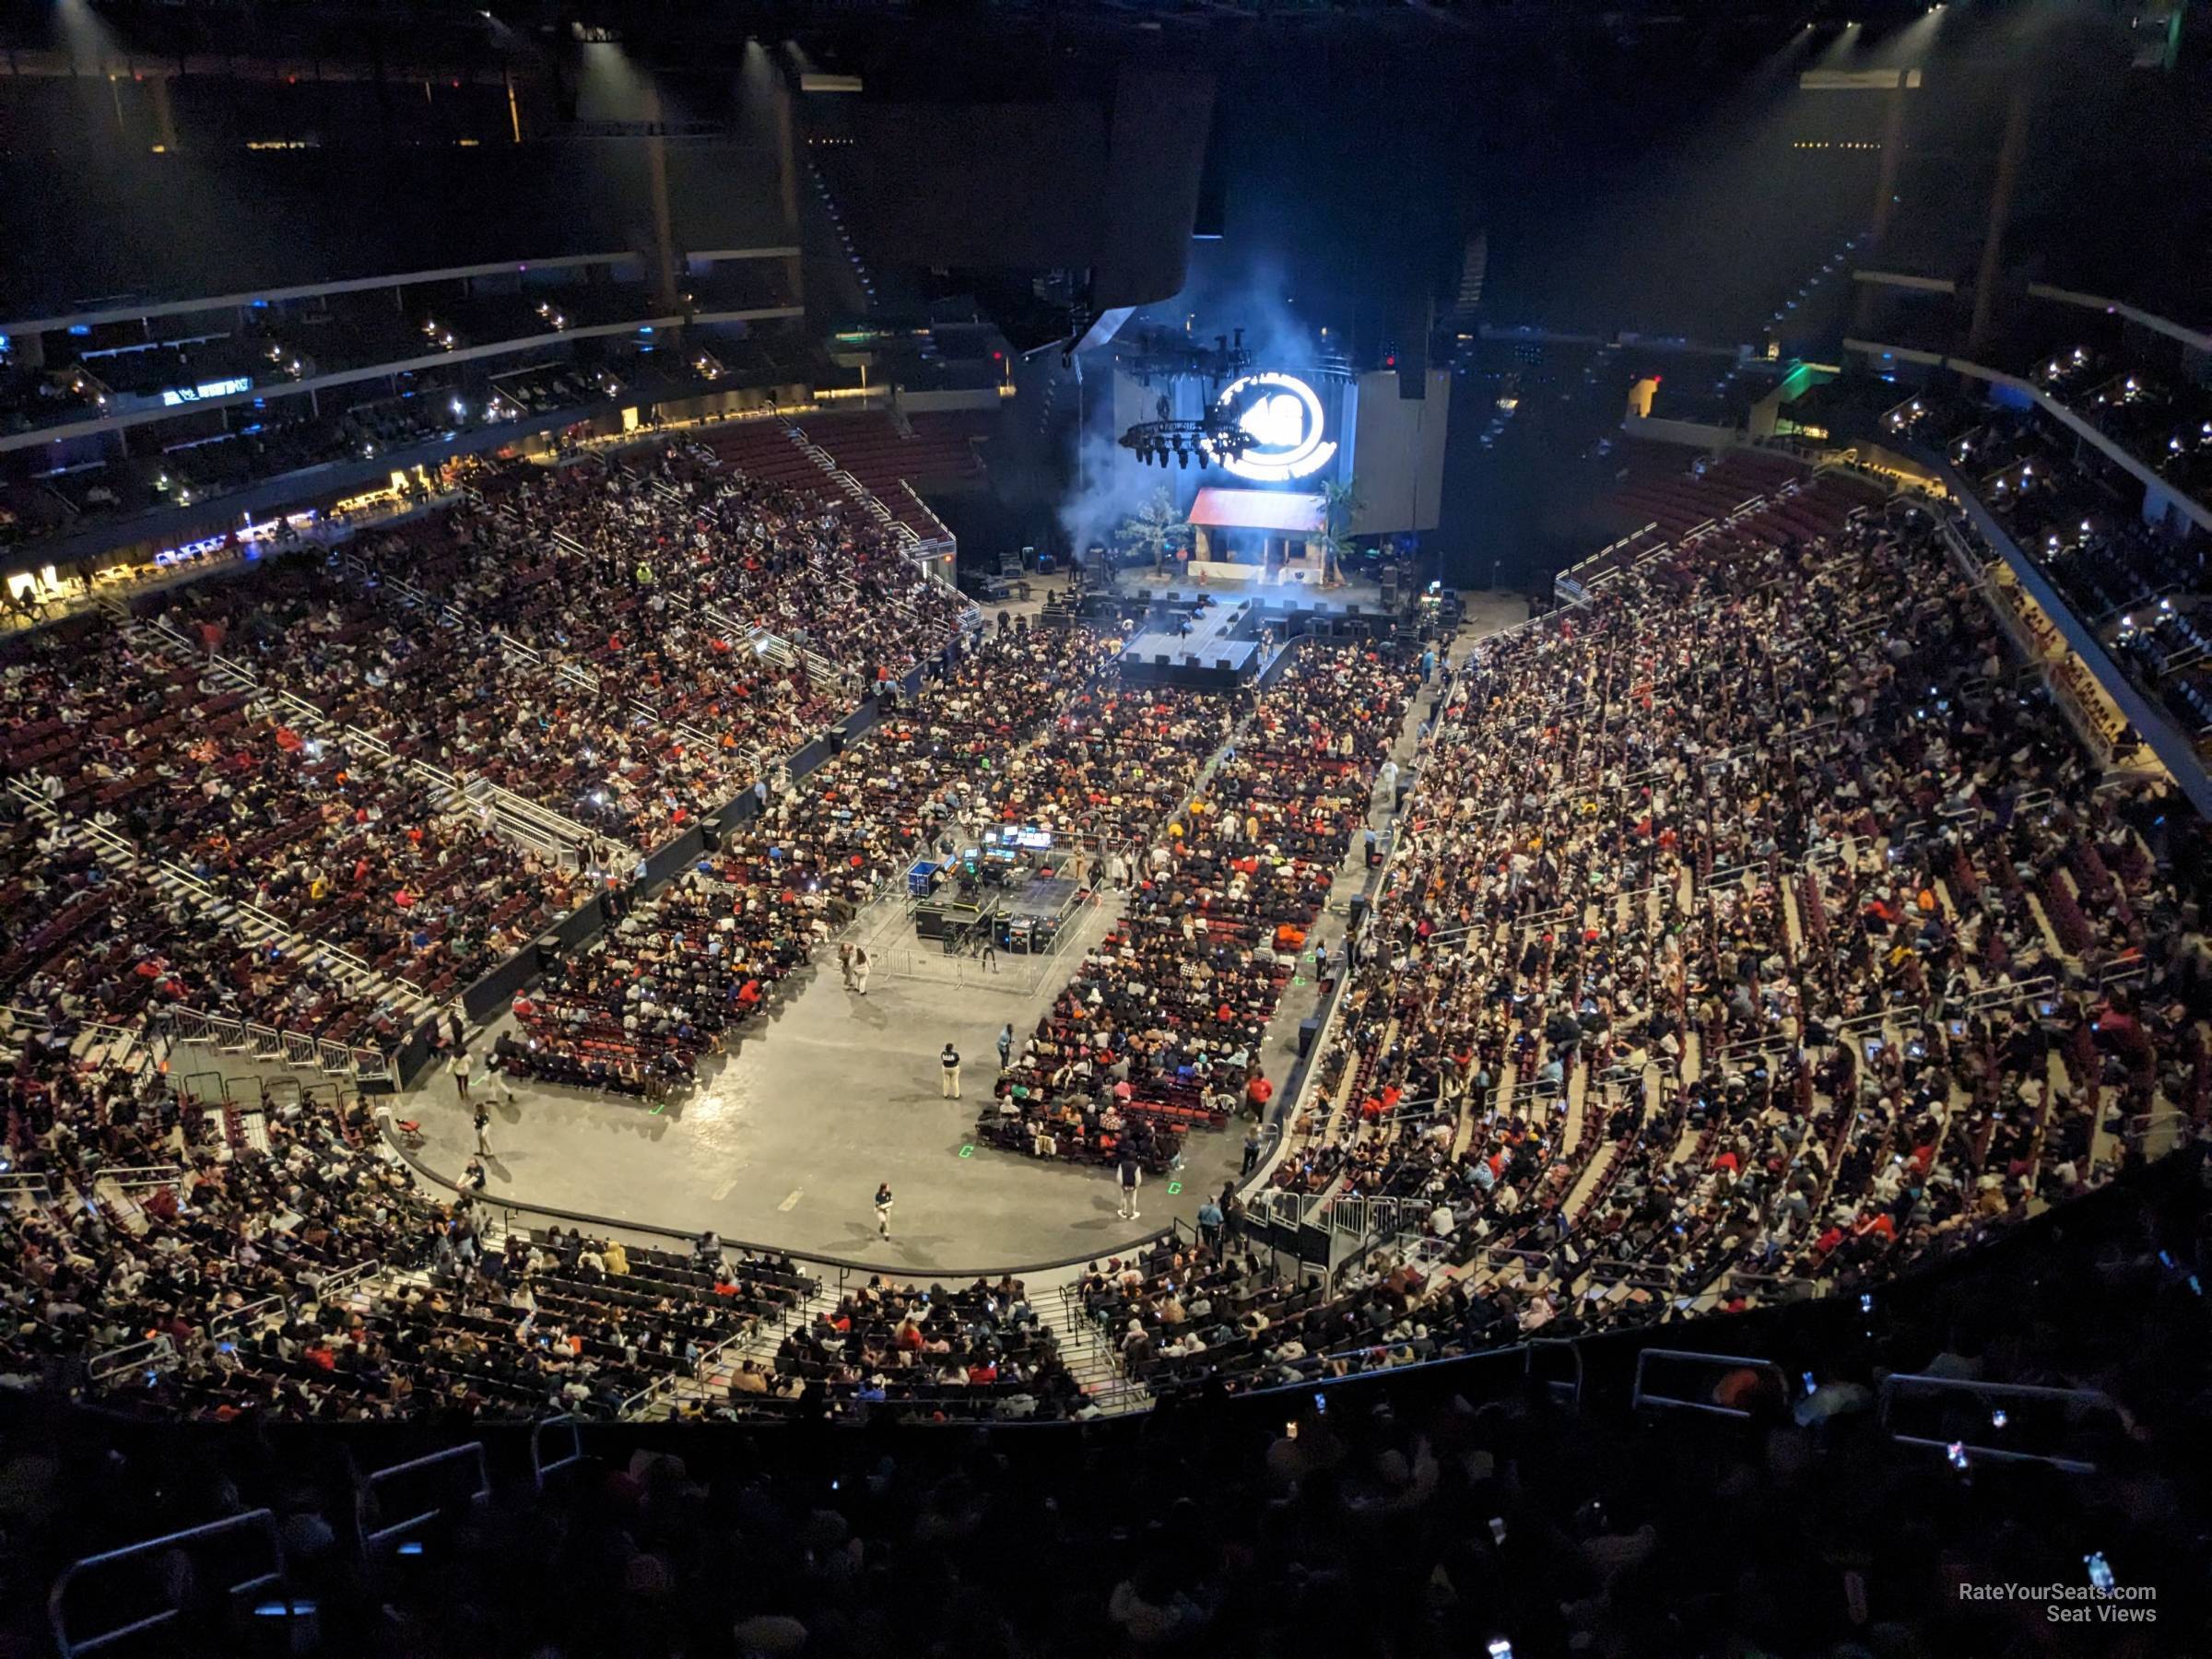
[1911,394,2210,756]
[771,1273,1080,1422]
[1184,499,2210,1398]
[7,436,2211,1456]
[500,620,1121,1093]
[984,641,1418,1171]
[0,435,967,1095]
[13,1142,2206,1659]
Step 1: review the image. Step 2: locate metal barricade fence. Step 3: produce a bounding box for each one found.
[49,1509,292,1659]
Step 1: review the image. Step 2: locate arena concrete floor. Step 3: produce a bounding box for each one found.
[174,586,1528,1276]
[399,880,1251,1274]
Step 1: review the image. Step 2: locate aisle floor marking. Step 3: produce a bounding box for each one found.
[777,1189,804,1212]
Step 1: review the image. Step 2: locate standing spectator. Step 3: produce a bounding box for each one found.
[1117,1154,1143,1221]
[1313,939,1331,985]
[473,1102,494,1157]
[874,1182,895,1241]
[839,943,855,991]
[996,1022,1015,1071]
[445,1001,466,1052]
[1241,1126,1263,1176]
[940,1041,962,1100]
[981,933,999,973]
[1197,1194,1224,1250]
[1363,825,1381,868]
[853,948,872,996]
[453,1050,474,1102]
[1245,1069,1275,1121]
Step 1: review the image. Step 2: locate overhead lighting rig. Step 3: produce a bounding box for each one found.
[1118,415,1254,471]
[1119,327,1253,391]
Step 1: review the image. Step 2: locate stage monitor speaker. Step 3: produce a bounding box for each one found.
[1346,604,1361,617]
[1155,653,1170,666]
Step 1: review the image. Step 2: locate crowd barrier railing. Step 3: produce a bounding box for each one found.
[159,1006,397,1085]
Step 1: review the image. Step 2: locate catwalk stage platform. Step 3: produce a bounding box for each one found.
[1108,580,1407,688]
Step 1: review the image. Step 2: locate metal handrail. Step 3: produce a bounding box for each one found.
[358,1441,491,1551]
[211,1295,282,1341]
[97,1164,182,1191]
[87,1334,179,1389]
[1524,1335,1586,1409]
[1877,1372,2119,1474]
[49,1509,290,1659]
[531,1414,587,1489]
[316,1258,384,1300]
[1630,1347,1787,1418]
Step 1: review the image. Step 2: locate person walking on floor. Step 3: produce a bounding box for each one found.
[874,1182,895,1240]
[473,1102,493,1157]
[453,1049,473,1102]
[445,1002,465,1052]
[1241,1126,1263,1176]
[852,947,871,996]
[995,1022,1014,1071]
[1116,1153,1143,1221]
[839,942,855,990]
[1197,1194,1224,1251]
[980,934,998,972]
[940,1041,962,1099]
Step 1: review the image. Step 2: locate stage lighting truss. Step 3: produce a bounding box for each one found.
[1121,328,1253,391]
[1117,417,1256,471]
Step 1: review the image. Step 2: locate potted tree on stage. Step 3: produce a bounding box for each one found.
[1319,477,1361,589]
[1117,487,1193,582]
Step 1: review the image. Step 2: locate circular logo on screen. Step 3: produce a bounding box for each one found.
[1212,371,1338,482]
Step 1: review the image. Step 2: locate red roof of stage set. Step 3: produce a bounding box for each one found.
[1186,487,1325,534]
